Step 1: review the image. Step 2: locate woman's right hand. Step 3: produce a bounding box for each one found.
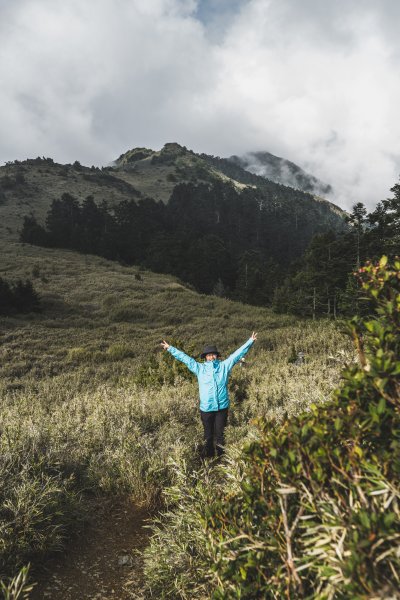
[160,340,170,350]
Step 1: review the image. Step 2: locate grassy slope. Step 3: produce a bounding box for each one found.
[115,146,251,201]
[0,148,250,241]
[0,240,352,466]
[0,162,142,239]
[0,182,351,581]
[0,239,350,397]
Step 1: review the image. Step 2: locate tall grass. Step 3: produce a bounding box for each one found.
[0,242,350,584]
[143,258,400,598]
[0,566,33,600]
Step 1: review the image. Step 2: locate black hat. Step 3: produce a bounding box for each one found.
[200,345,221,359]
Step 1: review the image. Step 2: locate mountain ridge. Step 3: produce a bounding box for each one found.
[113,142,345,217]
[0,143,346,246]
[229,150,333,197]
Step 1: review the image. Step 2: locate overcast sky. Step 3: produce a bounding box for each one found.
[1,0,400,209]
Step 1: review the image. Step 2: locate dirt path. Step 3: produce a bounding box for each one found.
[30,499,151,600]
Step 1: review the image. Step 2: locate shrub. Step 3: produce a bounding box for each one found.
[109,304,146,322]
[205,257,400,598]
[66,347,103,364]
[0,450,80,575]
[143,463,216,599]
[106,343,135,361]
[31,265,40,279]
[0,278,40,315]
[134,339,196,388]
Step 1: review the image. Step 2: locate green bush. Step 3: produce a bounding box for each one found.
[206,257,400,598]
[106,343,135,361]
[109,304,147,322]
[134,339,196,388]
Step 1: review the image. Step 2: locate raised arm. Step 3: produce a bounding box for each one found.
[161,340,200,376]
[223,332,257,371]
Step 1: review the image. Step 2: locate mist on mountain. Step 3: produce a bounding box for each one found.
[229,151,333,197]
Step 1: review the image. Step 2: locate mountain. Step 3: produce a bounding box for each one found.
[1,142,350,304]
[114,142,337,206]
[229,150,333,197]
[0,143,345,241]
[113,143,345,223]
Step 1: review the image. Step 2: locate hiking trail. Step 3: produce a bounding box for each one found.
[30,499,150,600]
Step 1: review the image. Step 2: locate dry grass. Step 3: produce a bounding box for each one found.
[0,240,352,584]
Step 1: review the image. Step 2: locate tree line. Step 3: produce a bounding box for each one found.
[273,182,400,317]
[20,179,399,316]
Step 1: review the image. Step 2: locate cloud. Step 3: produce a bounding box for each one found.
[0,0,210,162]
[0,0,399,209]
[209,0,400,208]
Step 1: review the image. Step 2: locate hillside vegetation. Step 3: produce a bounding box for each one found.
[0,239,350,590]
[3,144,397,597]
[3,144,351,329]
[143,257,400,599]
[0,144,345,242]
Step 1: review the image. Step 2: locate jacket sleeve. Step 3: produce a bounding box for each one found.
[222,338,254,372]
[167,346,200,376]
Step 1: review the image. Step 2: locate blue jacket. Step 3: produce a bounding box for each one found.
[168,338,254,412]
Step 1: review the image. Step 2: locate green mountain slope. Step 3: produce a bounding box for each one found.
[0,158,142,241]
[0,143,346,244]
[115,142,345,219]
[0,239,268,390]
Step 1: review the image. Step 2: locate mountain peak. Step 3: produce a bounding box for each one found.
[116,147,154,165]
[161,142,188,153]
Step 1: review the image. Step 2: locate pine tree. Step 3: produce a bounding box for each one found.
[20,216,49,246]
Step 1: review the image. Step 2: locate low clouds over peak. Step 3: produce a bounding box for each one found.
[0,0,399,209]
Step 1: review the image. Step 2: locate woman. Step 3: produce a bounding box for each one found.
[160,332,257,458]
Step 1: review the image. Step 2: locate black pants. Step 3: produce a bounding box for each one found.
[200,409,228,458]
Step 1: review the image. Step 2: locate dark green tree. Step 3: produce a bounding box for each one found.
[235,251,278,305]
[20,216,49,246]
[367,181,400,258]
[46,193,81,248]
[12,280,40,312]
[345,202,368,268]
[185,234,235,294]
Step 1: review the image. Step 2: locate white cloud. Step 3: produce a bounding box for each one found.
[0,0,399,208]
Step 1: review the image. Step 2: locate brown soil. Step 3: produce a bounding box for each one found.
[30,499,151,600]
